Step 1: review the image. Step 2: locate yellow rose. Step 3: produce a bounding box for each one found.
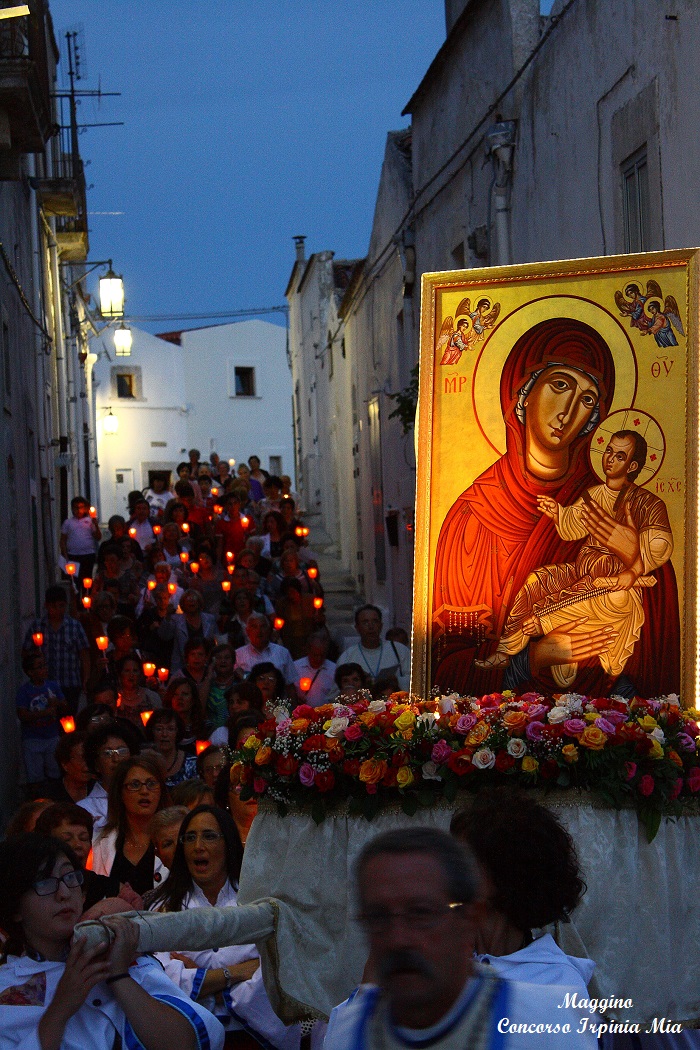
[254,745,273,766]
[358,712,377,727]
[466,722,490,746]
[243,735,261,751]
[648,738,664,760]
[359,758,388,784]
[394,711,416,732]
[521,756,539,773]
[562,743,579,764]
[396,766,415,789]
[579,726,607,750]
[229,761,244,785]
[638,715,658,732]
[501,690,515,699]
[584,712,598,723]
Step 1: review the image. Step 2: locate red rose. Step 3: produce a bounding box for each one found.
[326,744,345,763]
[638,774,655,797]
[343,759,361,776]
[301,734,326,753]
[592,698,609,712]
[494,752,515,773]
[258,719,277,736]
[275,755,300,777]
[315,770,336,793]
[447,749,474,776]
[478,693,502,710]
[292,704,317,720]
[381,767,398,788]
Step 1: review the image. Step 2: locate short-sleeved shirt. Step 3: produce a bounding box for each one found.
[15,679,64,739]
[23,616,90,690]
[61,516,97,556]
[234,642,296,684]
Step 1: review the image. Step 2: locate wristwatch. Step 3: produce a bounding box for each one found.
[222,966,232,988]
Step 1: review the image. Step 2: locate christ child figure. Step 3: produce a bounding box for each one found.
[475,430,673,688]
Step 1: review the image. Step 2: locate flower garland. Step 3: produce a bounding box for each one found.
[230,690,700,842]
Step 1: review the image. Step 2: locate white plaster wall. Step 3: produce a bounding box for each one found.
[181,320,294,481]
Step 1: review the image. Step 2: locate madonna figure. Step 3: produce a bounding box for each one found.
[431,317,679,697]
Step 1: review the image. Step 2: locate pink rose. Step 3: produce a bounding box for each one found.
[525,720,544,742]
[677,733,697,752]
[687,767,700,794]
[624,761,637,781]
[563,718,587,737]
[299,763,315,787]
[638,774,655,797]
[595,717,617,735]
[455,714,477,734]
[526,704,548,721]
[344,723,363,741]
[601,709,626,726]
[431,739,452,765]
[520,692,542,704]
[253,777,267,794]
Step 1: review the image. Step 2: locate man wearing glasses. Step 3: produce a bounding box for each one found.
[325,828,595,1050]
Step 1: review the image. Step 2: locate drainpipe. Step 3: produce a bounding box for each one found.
[47,217,70,522]
[485,122,517,267]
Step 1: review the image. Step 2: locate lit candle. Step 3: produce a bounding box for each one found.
[157,667,169,682]
[181,522,190,534]
[195,740,210,756]
[32,631,44,647]
[299,677,312,693]
[168,582,177,595]
[147,579,156,590]
[213,504,223,515]
[211,486,219,497]
[83,577,93,589]
[129,527,137,539]
[295,526,303,537]
[221,580,231,592]
[153,524,162,536]
[140,710,154,726]
[60,716,76,733]
[226,551,234,562]
[302,527,310,537]
[307,567,318,579]
[228,458,235,467]
[190,561,200,574]
[89,506,97,518]
[82,596,91,609]
[142,662,156,678]
[273,617,285,630]
[313,597,324,610]
[180,551,189,563]
[96,636,109,651]
[65,562,77,576]
[227,565,234,575]
[240,516,249,528]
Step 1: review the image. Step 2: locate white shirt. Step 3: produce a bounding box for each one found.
[61,515,98,556]
[293,657,337,706]
[235,642,296,684]
[130,519,155,551]
[152,880,300,1050]
[78,781,108,831]
[336,640,410,690]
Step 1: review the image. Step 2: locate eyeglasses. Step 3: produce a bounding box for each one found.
[33,869,84,896]
[100,747,130,759]
[358,902,464,934]
[255,675,276,684]
[180,830,224,844]
[124,778,160,793]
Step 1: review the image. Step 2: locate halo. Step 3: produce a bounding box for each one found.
[472,296,638,455]
[589,409,665,486]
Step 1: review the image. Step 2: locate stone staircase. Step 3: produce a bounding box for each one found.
[305,513,361,655]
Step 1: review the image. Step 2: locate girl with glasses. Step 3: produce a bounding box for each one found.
[0,833,224,1050]
[91,753,170,896]
[148,805,298,1050]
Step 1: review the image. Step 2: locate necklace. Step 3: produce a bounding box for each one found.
[359,642,383,680]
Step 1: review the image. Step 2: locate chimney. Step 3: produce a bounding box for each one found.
[293,235,306,262]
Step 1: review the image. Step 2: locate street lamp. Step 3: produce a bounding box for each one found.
[0,6,30,19]
[103,408,119,434]
[113,322,132,356]
[99,264,125,318]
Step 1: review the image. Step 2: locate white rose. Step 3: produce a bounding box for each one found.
[421,761,442,781]
[368,699,387,713]
[666,693,681,707]
[507,738,527,758]
[273,705,290,724]
[651,727,665,744]
[472,748,496,770]
[325,717,350,738]
[417,712,438,729]
[439,693,458,714]
[547,707,568,724]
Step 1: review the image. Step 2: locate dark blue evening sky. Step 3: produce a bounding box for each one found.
[48,1,448,331]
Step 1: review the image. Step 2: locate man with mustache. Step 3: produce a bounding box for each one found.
[325,827,596,1049]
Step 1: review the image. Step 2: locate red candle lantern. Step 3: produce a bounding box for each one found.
[96,636,109,651]
[140,710,154,726]
[89,506,97,518]
[128,527,137,538]
[307,567,318,579]
[82,596,91,609]
[181,522,190,534]
[180,551,189,564]
[302,527,310,537]
[147,579,156,591]
[213,504,223,515]
[299,677,312,693]
[153,524,162,536]
[313,597,324,610]
[60,716,76,733]
[295,526,303,537]
[157,667,169,683]
[168,582,177,595]
[273,617,285,631]
[240,516,250,528]
[225,551,234,563]
[190,561,200,574]
[221,580,231,593]
[195,740,210,756]
[142,662,156,679]
[83,577,93,589]
[227,565,234,575]
[32,631,44,647]
[65,562,77,576]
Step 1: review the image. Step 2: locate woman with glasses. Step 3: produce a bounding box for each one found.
[92,753,170,895]
[149,805,298,1050]
[79,721,138,832]
[196,744,229,790]
[246,663,285,710]
[144,708,198,787]
[0,833,224,1050]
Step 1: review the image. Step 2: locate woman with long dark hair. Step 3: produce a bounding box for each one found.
[0,833,224,1050]
[149,805,298,1049]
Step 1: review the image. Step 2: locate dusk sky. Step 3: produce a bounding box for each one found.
[48,2,450,333]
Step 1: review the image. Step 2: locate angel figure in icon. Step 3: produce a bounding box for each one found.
[475,430,673,689]
[437,297,500,365]
[614,280,684,346]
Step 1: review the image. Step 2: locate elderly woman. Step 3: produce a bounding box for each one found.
[144,708,198,788]
[0,833,224,1050]
[149,805,298,1049]
[44,731,94,804]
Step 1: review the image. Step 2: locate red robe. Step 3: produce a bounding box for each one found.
[431,318,679,697]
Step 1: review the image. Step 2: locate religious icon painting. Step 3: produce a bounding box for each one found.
[411,249,700,707]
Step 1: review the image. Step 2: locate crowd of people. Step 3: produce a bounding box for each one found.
[0,450,664,1048]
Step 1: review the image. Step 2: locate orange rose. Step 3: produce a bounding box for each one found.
[358,712,378,727]
[466,722,490,746]
[389,691,410,702]
[290,718,311,734]
[502,710,528,735]
[668,749,683,768]
[561,743,579,764]
[254,745,273,766]
[359,758,388,784]
[578,726,607,750]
